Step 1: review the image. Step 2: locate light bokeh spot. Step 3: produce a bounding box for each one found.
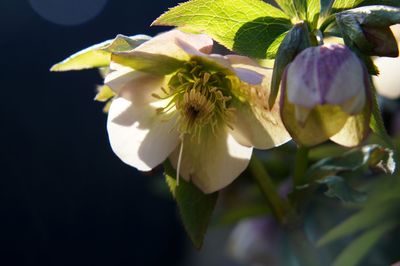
[29,0,108,26]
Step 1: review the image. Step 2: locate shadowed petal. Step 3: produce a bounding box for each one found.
[107,97,180,171]
[230,102,291,149]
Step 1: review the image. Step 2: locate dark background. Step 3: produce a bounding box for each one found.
[0,1,187,265]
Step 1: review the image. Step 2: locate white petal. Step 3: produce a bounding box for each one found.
[230,102,291,149]
[107,97,180,171]
[105,67,165,105]
[135,29,213,59]
[169,129,253,193]
[373,55,400,99]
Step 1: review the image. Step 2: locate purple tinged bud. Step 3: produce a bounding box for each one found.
[284,44,367,123]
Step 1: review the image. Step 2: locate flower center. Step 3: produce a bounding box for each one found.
[156,60,235,140]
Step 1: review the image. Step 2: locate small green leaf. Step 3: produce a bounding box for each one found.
[274,0,298,18]
[95,85,115,102]
[153,0,292,59]
[51,35,151,71]
[332,0,364,11]
[317,176,367,203]
[112,51,185,75]
[294,0,321,27]
[269,22,310,108]
[332,221,396,266]
[164,160,218,249]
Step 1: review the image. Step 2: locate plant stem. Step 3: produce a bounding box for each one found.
[249,155,320,266]
[249,156,290,225]
[289,229,320,266]
[294,146,310,187]
[370,87,399,175]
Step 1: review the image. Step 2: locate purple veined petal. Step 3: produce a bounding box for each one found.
[324,50,366,109]
[107,97,180,172]
[286,44,366,110]
[169,128,253,194]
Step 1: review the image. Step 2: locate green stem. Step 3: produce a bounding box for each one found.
[289,229,320,266]
[249,156,290,225]
[370,85,399,175]
[294,146,310,187]
[249,155,320,266]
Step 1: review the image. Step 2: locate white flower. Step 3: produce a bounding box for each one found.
[105,30,290,193]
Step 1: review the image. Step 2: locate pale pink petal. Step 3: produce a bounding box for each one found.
[107,97,180,171]
[169,129,253,193]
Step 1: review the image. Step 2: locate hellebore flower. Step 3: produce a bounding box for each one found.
[105,30,291,193]
[281,44,371,147]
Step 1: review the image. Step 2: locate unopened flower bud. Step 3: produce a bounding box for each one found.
[362,26,398,57]
[281,44,371,147]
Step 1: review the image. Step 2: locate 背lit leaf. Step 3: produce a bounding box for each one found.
[112,51,185,75]
[51,35,151,71]
[153,0,292,59]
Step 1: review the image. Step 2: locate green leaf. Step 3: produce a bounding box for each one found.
[51,35,151,71]
[310,144,395,175]
[94,85,115,102]
[112,51,185,75]
[164,160,218,249]
[294,0,321,27]
[317,176,367,203]
[332,0,364,11]
[153,0,292,59]
[332,221,396,266]
[317,201,396,246]
[269,22,310,108]
[274,0,298,18]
